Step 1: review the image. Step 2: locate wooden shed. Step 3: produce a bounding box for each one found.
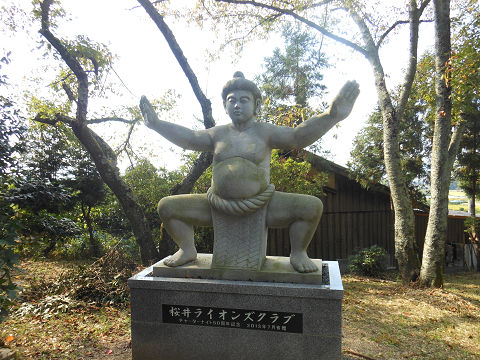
[267,151,469,269]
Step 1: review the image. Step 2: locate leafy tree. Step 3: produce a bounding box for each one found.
[29,0,223,263]
[65,149,106,258]
[270,150,326,195]
[123,159,184,233]
[31,0,163,264]
[258,24,327,122]
[349,83,432,203]
[447,0,480,271]
[0,53,27,321]
[456,113,480,216]
[8,124,105,257]
[257,23,328,154]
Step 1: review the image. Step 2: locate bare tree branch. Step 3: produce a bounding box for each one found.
[397,0,432,120]
[375,20,410,48]
[61,82,77,103]
[34,113,75,126]
[215,0,369,56]
[170,152,213,194]
[376,19,434,49]
[87,117,139,125]
[137,0,215,129]
[39,0,88,121]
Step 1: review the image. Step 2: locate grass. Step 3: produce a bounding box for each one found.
[1,260,479,359]
[448,189,480,213]
[2,259,132,359]
[342,272,480,360]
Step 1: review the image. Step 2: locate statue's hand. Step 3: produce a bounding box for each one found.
[140,95,158,129]
[328,80,360,122]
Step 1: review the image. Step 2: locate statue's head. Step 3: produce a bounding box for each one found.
[222,71,262,115]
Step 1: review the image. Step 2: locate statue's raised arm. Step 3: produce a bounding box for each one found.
[140,95,213,152]
[268,80,360,150]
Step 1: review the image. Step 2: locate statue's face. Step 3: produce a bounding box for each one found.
[225,90,256,124]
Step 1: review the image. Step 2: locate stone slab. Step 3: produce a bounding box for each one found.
[129,261,343,360]
[152,254,323,285]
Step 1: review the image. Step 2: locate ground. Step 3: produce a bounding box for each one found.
[1,260,479,359]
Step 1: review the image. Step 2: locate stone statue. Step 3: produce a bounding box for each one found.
[140,72,359,273]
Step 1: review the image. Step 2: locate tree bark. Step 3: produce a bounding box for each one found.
[419,0,464,287]
[81,202,100,258]
[72,123,160,264]
[38,0,160,265]
[349,2,425,283]
[138,1,217,257]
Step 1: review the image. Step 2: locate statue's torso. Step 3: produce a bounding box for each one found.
[211,124,271,199]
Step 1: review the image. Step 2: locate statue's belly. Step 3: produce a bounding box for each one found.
[212,157,268,199]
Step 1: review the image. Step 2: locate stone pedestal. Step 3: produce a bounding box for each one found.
[128,260,343,360]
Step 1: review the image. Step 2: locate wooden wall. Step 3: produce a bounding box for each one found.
[267,172,467,267]
[267,172,396,266]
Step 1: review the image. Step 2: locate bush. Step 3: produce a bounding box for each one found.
[349,245,387,277]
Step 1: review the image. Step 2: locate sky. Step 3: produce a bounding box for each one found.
[1,0,435,172]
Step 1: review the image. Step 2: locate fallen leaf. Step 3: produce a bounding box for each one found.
[5,335,14,343]
[106,349,113,355]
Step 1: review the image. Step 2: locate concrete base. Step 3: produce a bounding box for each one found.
[129,261,343,360]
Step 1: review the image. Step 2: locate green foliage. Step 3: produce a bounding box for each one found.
[0,208,21,322]
[257,24,327,136]
[349,245,387,277]
[348,75,432,202]
[259,23,327,109]
[7,179,74,213]
[0,58,26,320]
[464,216,479,240]
[455,113,480,201]
[123,159,177,219]
[270,150,326,195]
[348,110,385,187]
[449,2,480,204]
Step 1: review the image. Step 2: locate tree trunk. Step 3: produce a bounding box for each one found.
[157,151,214,258]
[72,123,160,265]
[137,1,217,258]
[346,1,427,283]
[375,62,420,283]
[420,0,455,287]
[81,202,100,258]
[38,1,160,266]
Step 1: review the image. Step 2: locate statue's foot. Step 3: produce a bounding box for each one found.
[290,251,318,273]
[164,248,197,267]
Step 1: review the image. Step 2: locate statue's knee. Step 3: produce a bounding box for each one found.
[303,196,323,222]
[315,197,323,218]
[157,196,175,221]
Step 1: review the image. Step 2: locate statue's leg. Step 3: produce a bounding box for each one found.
[266,192,323,273]
[157,194,212,267]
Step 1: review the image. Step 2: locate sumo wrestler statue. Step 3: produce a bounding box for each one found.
[140,72,359,273]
